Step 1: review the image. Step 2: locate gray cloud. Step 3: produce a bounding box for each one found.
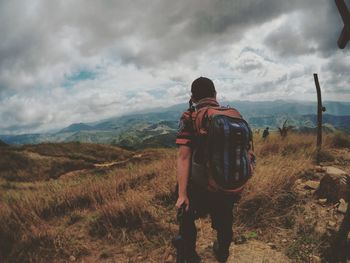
[0,0,349,133]
[322,54,350,94]
[236,60,263,73]
[264,24,318,57]
[0,0,333,91]
[264,0,349,57]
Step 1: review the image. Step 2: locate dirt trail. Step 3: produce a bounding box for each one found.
[94,154,143,168]
[180,218,291,263]
[228,241,291,263]
[197,239,291,263]
[59,169,89,180]
[60,154,144,180]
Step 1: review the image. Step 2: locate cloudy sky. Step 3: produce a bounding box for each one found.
[0,0,349,134]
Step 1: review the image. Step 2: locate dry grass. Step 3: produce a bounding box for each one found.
[0,133,342,262]
[326,131,350,149]
[237,133,315,227]
[0,147,176,262]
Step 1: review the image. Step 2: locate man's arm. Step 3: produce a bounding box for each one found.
[176,145,192,210]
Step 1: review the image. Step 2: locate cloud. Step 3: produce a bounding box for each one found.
[263,0,349,57]
[264,18,318,57]
[321,54,350,94]
[0,0,333,91]
[0,0,349,133]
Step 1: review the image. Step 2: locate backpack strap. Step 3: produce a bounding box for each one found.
[190,105,244,134]
[188,99,198,135]
[251,136,255,152]
[188,104,254,151]
[188,99,195,113]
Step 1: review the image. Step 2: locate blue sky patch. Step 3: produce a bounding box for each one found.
[63,70,97,88]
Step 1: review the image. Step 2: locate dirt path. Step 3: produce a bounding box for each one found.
[228,241,291,263]
[180,218,291,263]
[60,154,144,180]
[197,238,291,263]
[94,154,143,168]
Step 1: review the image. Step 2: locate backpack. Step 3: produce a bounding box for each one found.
[190,105,255,193]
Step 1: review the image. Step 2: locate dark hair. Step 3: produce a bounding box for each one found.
[191,77,216,101]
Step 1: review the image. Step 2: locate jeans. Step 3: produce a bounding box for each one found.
[176,183,237,256]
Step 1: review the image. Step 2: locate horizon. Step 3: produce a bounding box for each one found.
[0,1,349,134]
[1,99,350,136]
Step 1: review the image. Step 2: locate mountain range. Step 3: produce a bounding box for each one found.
[1,100,350,149]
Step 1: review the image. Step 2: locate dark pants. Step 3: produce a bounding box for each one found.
[176,183,238,256]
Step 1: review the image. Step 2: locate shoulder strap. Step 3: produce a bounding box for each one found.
[188,99,198,135]
[188,99,195,113]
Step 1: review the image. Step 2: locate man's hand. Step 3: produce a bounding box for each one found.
[176,195,190,211]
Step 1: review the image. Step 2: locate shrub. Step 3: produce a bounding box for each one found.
[318,149,335,162]
[329,132,350,148]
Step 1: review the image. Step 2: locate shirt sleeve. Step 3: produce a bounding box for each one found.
[175,111,194,146]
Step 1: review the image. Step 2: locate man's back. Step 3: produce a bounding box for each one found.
[174,77,254,263]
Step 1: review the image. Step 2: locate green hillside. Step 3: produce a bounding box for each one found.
[1,100,350,148]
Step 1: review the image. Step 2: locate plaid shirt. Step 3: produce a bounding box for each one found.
[175,97,219,147]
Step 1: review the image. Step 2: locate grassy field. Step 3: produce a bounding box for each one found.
[0,133,349,262]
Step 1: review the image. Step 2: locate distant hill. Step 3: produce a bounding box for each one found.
[247,114,350,133]
[1,100,350,148]
[59,123,94,133]
[0,139,8,147]
[147,100,350,117]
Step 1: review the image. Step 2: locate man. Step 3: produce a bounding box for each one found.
[262,127,269,140]
[175,77,245,262]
